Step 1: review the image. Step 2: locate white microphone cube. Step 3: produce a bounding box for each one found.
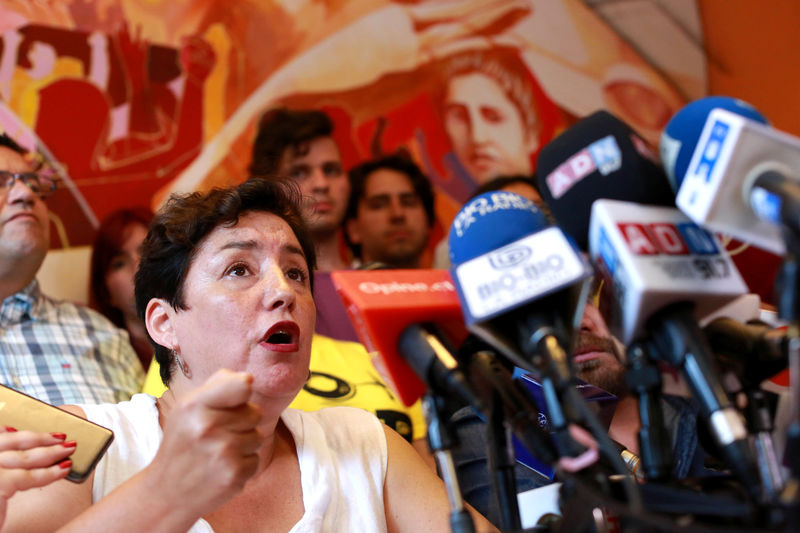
[676,108,800,255]
[589,200,749,345]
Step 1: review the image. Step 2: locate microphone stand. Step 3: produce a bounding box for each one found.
[743,386,784,500]
[647,302,762,503]
[423,393,476,533]
[775,232,800,528]
[626,341,672,481]
[465,350,559,531]
[486,390,522,532]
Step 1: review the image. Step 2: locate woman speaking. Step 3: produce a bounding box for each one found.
[3,179,495,532]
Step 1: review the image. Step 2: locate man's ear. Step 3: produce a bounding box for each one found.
[145,298,177,351]
[345,218,362,245]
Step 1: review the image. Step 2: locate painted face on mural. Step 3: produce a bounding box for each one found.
[443,72,538,185]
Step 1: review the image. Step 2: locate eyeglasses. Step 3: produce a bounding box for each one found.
[0,171,57,199]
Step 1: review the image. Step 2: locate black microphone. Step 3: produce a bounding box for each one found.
[537,109,675,251]
[397,323,484,413]
[703,317,787,387]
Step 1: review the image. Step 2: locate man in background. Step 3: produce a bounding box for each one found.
[0,133,143,405]
[345,154,435,269]
[250,107,357,342]
[451,299,705,526]
[250,107,350,271]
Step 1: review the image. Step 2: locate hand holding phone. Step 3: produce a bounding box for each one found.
[0,427,75,528]
[0,385,114,483]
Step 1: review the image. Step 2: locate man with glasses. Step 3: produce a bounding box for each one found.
[0,133,143,405]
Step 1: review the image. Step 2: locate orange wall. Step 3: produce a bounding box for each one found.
[701,1,800,135]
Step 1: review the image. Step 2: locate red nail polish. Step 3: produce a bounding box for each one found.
[51,432,67,440]
[62,441,77,448]
[59,460,72,469]
[4,426,17,432]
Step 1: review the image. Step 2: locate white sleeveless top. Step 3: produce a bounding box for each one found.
[80,394,388,532]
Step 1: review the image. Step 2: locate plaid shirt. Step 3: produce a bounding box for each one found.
[0,280,144,405]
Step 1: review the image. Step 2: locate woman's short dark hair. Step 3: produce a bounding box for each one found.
[135,178,316,385]
[90,207,154,328]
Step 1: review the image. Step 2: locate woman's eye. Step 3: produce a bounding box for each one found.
[286,267,307,283]
[226,263,250,277]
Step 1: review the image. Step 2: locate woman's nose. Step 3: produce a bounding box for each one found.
[263,268,296,311]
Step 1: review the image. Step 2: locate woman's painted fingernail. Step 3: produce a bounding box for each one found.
[51,432,67,440]
[4,426,17,432]
[62,441,77,448]
[58,460,72,469]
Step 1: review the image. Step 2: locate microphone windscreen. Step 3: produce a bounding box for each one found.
[660,96,768,192]
[536,110,674,250]
[449,191,551,266]
[331,269,467,406]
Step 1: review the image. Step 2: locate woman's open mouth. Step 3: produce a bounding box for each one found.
[259,321,300,352]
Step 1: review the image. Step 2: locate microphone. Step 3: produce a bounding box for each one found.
[448,190,593,380]
[330,269,471,407]
[448,190,601,467]
[703,317,788,387]
[588,199,749,345]
[397,322,483,413]
[536,109,675,251]
[662,97,800,255]
[332,268,563,481]
[659,96,768,193]
[588,199,761,498]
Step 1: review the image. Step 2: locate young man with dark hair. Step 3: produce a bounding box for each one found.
[250,108,350,271]
[345,154,435,269]
[0,133,143,404]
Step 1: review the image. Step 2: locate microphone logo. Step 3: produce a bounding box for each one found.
[488,245,531,269]
[544,135,622,199]
[617,222,719,256]
[691,119,730,185]
[538,411,549,431]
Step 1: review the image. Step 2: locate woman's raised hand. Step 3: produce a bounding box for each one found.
[147,369,264,518]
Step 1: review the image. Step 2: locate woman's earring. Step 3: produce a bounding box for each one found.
[173,349,192,379]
